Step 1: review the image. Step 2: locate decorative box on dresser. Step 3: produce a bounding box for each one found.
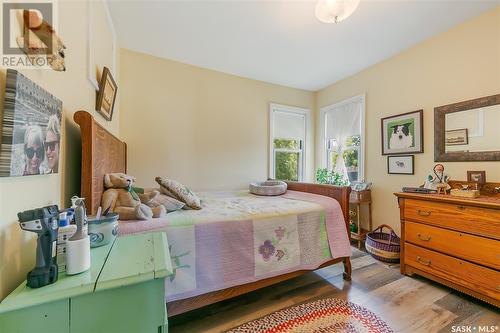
[395,191,500,307]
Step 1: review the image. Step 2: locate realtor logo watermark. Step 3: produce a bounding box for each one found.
[1,0,60,69]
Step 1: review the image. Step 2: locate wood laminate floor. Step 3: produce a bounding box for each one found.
[169,247,499,333]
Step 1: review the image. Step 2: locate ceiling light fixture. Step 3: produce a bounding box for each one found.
[315,0,360,24]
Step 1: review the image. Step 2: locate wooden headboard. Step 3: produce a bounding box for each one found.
[74,111,127,214]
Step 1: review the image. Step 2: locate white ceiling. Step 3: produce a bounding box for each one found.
[108,0,499,91]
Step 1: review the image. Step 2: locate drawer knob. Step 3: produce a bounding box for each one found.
[416,256,431,266]
[417,233,431,241]
[417,210,432,217]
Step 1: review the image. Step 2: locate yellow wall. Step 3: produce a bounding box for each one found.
[0,0,119,300]
[316,7,500,234]
[119,49,315,191]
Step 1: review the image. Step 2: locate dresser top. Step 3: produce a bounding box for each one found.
[0,232,172,313]
[394,192,500,210]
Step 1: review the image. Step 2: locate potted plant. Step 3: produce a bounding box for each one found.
[315,168,349,186]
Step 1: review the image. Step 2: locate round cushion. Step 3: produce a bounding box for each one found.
[249,180,287,196]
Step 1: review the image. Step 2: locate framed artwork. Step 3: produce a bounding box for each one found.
[381,110,423,155]
[96,66,118,121]
[445,128,468,146]
[467,170,486,184]
[0,69,62,177]
[387,155,414,175]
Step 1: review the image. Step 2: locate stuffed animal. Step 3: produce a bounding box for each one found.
[101,173,166,220]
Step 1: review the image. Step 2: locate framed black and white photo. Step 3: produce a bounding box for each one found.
[387,155,414,175]
[381,110,423,155]
[0,69,62,177]
[445,128,468,146]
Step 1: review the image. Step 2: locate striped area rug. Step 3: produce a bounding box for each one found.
[227,298,393,333]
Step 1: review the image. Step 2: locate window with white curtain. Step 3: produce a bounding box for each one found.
[320,95,365,183]
[269,104,309,181]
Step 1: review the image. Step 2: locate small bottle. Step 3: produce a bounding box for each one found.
[66,209,74,224]
[59,212,68,227]
[56,210,77,273]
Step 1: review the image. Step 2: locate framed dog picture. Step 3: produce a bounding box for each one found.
[96,66,118,121]
[381,110,423,155]
[387,155,414,175]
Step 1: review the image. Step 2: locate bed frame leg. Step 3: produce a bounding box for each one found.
[342,257,352,281]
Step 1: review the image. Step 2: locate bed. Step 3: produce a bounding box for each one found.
[74,110,352,316]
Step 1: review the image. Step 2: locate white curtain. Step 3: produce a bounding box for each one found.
[326,101,361,177]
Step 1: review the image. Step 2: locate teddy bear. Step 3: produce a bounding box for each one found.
[101,173,166,220]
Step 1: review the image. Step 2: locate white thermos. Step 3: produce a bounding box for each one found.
[66,198,91,275]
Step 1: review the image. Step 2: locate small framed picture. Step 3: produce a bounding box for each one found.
[381,110,423,155]
[96,67,118,121]
[467,171,486,184]
[388,155,414,175]
[445,128,468,146]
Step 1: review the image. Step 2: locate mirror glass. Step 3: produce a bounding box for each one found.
[444,104,500,153]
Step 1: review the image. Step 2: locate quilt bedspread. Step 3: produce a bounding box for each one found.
[118,190,351,301]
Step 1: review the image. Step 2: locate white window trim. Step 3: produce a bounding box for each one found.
[318,94,366,181]
[269,103,311,181]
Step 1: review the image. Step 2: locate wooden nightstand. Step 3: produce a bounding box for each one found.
[0,232,172,333]
[350,190,373,248]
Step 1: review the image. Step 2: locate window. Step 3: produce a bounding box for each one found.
[269,104,310,181]
[328,135,361,183]
[320,95,365,184]
[274,139,301,181]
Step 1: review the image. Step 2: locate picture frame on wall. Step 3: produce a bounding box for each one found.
[387,155,414,175]
[0,69,62,177]
[381,110,423,155]
[467,170,486,184]
[96,66,118,121]
[445,128,468,146]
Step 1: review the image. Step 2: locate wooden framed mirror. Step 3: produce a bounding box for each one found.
[434,94,500,162]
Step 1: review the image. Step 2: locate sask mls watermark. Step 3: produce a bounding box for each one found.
[1,0,65,71]
[451,326,499,333]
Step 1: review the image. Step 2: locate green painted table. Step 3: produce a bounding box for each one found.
[0,232,172,333]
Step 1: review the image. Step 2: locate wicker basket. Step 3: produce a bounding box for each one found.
[249,180,287,196]
[365,224,400,263]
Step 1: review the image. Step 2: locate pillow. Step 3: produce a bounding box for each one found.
[152,193,185,212]
[158,185,177,199]
[155,177,202,210]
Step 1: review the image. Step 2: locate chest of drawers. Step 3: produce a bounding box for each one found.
[0,232,172,333]
[395,193,500,307]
